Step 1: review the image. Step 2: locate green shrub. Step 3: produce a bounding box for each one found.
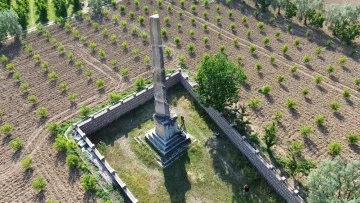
[20,156,33,170]
[216,16,221,24]
[102,28,109,36]
[187,43,195,53]
[144,56,151,65]
[81,174,97,191]
[281,44,288,54]
[164,47,171,58]
[230,23,235,31]
[98,49,106,59]
[85,69,92,79]
[92,22,99,30]
[20,82,29,92]
[177,23,182,30]
[242,16,247,24]
[80,106,91,118]
[315,76,323,84]
[96,79,105,89]
[294,38,301,46]
[121,20,127,28]
[326,65,335,74]
[37,107,48,118]
[66,154,81,169]
[354,78,360,87]
[121,41,129,49]
[255,62,262,71]
[46,122,59,135]
[57,44,65,53]
[129,12,135,19]
[48,71,58,81]
[164,16,170,25]
[263,37,270,45]
[315,47,322,56]
[259,85,271,94]
[277,75,285,83]
[138,16,145,24]
[233,38,238,46]
[174,37,181,45]
[246,30,251,38]
[6,63,15,72]
[314,114,325,126]
[33,54,41,62]
[68,92,77,103]
[1,123,13,135]
[220,45,226,53]
[160,28,167,37]
[1,54,9,65]
[248,98,260,109]
[274,110,283,122]
[227,9,233,18]
[135,77,146,91]
[286,98,297,109]
[28,95,38,105]
[59,82,69,92]
[257,22,265,30]
[32,176,46,191]
[302,88,309,96]
[347,133,359,145]
[191,4,197,12]
[275,30,281,37]
[343,89,350,98]
[88,42,97,52]
[330,101,340,111]
[131,26,139,36]
[10,137,24,151]
[203,36,209,45]
[328,142,342,156]
[338,56,347,66]
[300,125,312,137]
[249,45,256,53]
[303,54,311,63]
[13,71,21,82]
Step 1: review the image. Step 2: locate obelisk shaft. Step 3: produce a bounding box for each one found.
[150,14,170,118]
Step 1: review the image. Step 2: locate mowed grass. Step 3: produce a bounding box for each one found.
[90,85,284,203]
[10,0,74,28]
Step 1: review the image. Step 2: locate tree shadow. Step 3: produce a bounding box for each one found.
[303,137,318,152]
[83,191,97,203]
[33,190,45,203]
[349,144,360,154]
[289,108,300,119]
[12,149,22,162]
[23,168,34,182]
[163,152,191,203]
[333,112,345,121]
[68,168,81,184]
[279,83,288,92]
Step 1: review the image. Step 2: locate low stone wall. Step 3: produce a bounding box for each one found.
[74,71,304,203]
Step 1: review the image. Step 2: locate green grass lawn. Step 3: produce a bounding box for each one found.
[90,85,284,203]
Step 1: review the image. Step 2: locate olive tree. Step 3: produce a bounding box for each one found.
[195,53,247,112]
[89,0,103,14]
[0,9,22,43]
[307,156,360,203]
[296,0,323,25]
[326,4,360,44]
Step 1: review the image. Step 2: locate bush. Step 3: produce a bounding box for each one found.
[81,174,97,191]
[302,88,309,96]
[20,82,29,92]
[68,92,77,103]
[85,69,92,79]
[135,77,146,91]
[57,44,65,53]
[98,49,106,59]
[255,62,262,71]
[32,176,46,191]
[246,30,251,38]
[59,81,69,92]
[76,107,90,119]
[92,22,99,30]
[326,65,335,74]
[230,23,235,31]
[28,95,38,105]
[315,47,322,56]
[355,78,360,87]
[138,16,145,24]
[274,110,283,122]
[89,42,97,52]
[338,56,347,65]
[48,71,58,81]
[277,75,285,83]
[300,125,312,137]
[20,156,33,170]
[328,142,342,156]
[121,20,127,28]
[286,98,297,109]
[46,122,59,135]
[187,43,195,53]
[281,44,289,54]
[121,41,128,49]
[66,154,81,169]
[275,30,281,37]
[242,16,247,25]
[248,98,260,110]
[220,45,226,53]
[1,123,13,135]
[6,63,15,72]
[203,36,209,45]
[259,85,271,94]
[140,32,148,41]
[131,26,139,35]
[303,54,311,63]
[233,38,238,46]
[270,55,276,63]
[129,12,135,19]
[41,61,49,72]
[33,54,41,62]
[96,79,105,89]
[13,71,21,82]
[263,37,270,45]
[329,101,340,111]
[119,5,125,13]
[249,45,256,53]
[10,137,24,151]
[143,56,151,65]
[67,52,74,62]
[263,123,278,149]
[102,28,109,36]
[347,133,359,145]
[37,107,48,118]
[315,76,323,84]
[1,54,9,65]
[160,28,167,37]
[189,29,195,37]
[294,38,301,46]
[216,16,221,24]
[343,89,350,98]
[314,115,325,126]
[257,22,265,30]
[227,10,233,18]
[164,47,171,58]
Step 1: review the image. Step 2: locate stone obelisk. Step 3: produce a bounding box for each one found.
[145,14,191,168]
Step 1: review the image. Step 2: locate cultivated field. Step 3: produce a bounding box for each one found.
[0,0,359,202]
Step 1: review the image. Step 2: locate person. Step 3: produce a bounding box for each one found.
[243,184,250,193]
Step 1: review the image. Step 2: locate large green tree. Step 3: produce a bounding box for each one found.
[12,0,29,29]
[0,9,22,43]
[295,0,323,25]
[35,0,48,23]
[195,53,247,112]
[326,4,360,44]
[307,156,360,202]
[89,0,103,14]
[53,0,68,17]
[0,0,11,11]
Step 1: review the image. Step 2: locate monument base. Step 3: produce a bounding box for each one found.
[145,129,191,168]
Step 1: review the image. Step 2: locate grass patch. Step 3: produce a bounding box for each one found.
[90,85,284,203]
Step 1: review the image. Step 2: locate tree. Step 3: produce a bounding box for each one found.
[195,53,247,112]
[53,0,67,18]
[35,0,48,22]
[252,0,272,11]
[326,4,360,44]
[0,9,22,43]
[307,156,360,203]
[0,0,11,11]
[295,0,323,25]
[66,154,80,169]
[89,0,103,14]
[285,1,297,19]
[271,0,288,15]
[12,0,29,29]
[263,122,278,149]
[308,10,325,28]
[72,0,81,12]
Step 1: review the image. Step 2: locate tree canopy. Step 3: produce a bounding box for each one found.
[0,9,22,43]
[307,156,360,203]
[89,0,103,14]
[296,0,323,25]
[12,0,29,29]
[195,52,247,112]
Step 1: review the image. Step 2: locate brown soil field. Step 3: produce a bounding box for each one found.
[0,0,359,201]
